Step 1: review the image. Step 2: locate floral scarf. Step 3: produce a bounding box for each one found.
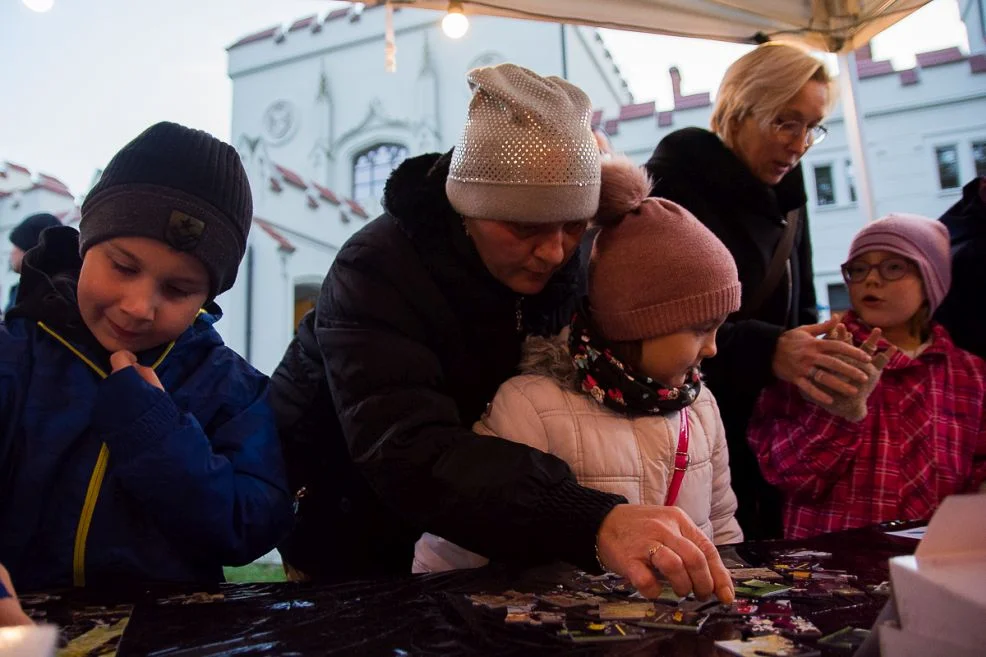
[569,309,702,417]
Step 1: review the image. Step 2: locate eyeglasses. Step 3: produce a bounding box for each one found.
[770,118,828,147]
[841,257,915,284]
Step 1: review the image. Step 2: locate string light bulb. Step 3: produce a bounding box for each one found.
[442,1,469,39]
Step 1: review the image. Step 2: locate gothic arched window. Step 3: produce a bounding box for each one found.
[352,143,408,205]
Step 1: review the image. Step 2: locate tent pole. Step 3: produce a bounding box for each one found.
[837,50,878,222]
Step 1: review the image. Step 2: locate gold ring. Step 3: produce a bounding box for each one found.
[647,544,664,559]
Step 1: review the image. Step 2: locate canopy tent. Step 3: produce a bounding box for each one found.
[361,0,936,220]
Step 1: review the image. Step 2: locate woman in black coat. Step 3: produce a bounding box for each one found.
[272,63,733,602]
[646,44,870,539]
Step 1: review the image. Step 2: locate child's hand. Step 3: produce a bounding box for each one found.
[110,351,164,391]
[0,564,32,627]
[802,327,897,421]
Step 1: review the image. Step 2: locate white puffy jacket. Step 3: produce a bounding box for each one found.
[413,335,743,573]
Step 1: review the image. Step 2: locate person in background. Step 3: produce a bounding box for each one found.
[935,175,986,360]
[748,214,986,538]
[271,63,733,602]
[415,158,743,581]
[0,122,292,591]
[6,213,62,313]
[645,42,871,539]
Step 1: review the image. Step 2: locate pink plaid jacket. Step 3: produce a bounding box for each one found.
[748,312,986,539]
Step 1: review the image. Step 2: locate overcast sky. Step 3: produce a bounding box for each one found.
[0,0,971,195]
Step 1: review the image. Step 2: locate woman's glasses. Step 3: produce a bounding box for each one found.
[841,257,914,284]
[770,118,828,148]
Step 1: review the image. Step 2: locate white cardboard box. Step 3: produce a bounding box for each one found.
[0,625,57,657]
[879,494,986,656]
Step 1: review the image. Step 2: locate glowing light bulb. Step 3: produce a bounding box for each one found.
[442,3,469,39]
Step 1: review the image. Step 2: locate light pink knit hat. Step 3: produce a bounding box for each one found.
[446,63,601,223]
[589,158,742,341]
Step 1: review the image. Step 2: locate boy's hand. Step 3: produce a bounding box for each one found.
[110,351,164,391]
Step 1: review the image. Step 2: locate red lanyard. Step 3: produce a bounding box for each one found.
[665,409,690,507]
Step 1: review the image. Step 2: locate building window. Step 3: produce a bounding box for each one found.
[845,158,857,203]
[935,145,960,189]
[827,283,851,314]
[293,283,319,330]
[352,143,408,205]
[973,141,986,179]
[814,165,835,206]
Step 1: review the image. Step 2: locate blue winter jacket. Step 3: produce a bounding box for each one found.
[0,227,293,591]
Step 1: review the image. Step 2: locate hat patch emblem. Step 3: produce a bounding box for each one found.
[167,210,205,251]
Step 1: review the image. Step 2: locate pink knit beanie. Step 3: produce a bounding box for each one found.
[846,213,951,314]
[589,158,742,341]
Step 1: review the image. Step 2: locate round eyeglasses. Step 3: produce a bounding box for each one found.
[770,119,828,148]
[841,257,914,284]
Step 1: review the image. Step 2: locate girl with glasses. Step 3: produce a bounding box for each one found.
[748,213,986,539]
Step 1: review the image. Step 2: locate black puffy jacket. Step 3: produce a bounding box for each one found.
[936,176,986,361]
[271,152,624,579]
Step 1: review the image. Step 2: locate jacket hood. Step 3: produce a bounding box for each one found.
[518,331,578,389]
[647,127,807,215]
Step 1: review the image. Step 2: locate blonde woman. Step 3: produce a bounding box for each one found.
[645,43,871,539]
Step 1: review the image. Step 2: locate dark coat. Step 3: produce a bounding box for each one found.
[645,127,818,539]
[0,227,292,591]
[935,176,986,361]
[271,152,625,580]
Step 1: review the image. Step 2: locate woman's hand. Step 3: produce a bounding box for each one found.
[595,505,735,603]
[772,316,872,405]
[0,564,32,627]
[801,325,898,421]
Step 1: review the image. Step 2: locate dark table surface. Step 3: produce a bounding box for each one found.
[22,520,922,656]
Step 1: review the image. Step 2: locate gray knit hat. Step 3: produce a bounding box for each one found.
[447,63,601,223]
[80,122,252,299]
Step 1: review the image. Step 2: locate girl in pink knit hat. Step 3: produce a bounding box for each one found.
[415,157,745,585]
[748,213,986,539]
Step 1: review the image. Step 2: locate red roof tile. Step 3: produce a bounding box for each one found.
[916,47,965,68]
[899,69,919,86]
[971,54,986,74]
[657,111,673,128]
[674,93,711,110]
[619,102,655,121]
[344,198,369,219]
[603,119,619,136]
[311,181,340,205]
[253,217,296,253]
[30,179,74,198]
[856,59,894,79]
[4,162,29,175]
[591,110,603,128]
[229,26,280,49]
[269,177,283,193]
[274,164,308,190]
[289,15,316,31]
[0,191,11,199]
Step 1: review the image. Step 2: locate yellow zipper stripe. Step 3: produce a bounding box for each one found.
[37,322,108,379]
[72,443,109,587]
[36,321,179,587]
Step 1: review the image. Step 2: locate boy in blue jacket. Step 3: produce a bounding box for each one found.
[0,122,293,591]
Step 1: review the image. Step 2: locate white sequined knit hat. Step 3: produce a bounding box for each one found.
[446,63,601,224]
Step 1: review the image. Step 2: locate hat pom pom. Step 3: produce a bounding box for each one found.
[593,156,652,227]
